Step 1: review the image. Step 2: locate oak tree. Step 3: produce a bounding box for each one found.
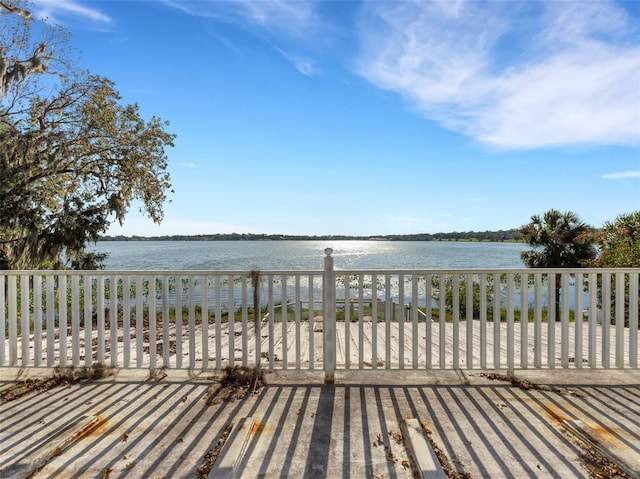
[0,1,174,269]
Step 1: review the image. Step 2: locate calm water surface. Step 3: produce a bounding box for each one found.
[89,241,527,270]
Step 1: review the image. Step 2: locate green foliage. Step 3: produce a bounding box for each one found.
[519,209,597,321]
[0,1,174,269]
[432,275,493,319]
[100,229,522,242]
[519,209,597,268]
[595,212,640,327]
[597,211,640,267]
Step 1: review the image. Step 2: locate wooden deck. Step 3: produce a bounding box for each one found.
[4,319,637,371]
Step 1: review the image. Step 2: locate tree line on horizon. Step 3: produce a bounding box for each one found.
[99,229,522,243]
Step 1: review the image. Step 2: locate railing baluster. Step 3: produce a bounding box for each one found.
[308,274,314,369]
[0,275,5,366]
[588,273,597,368]
[575,273,583,368]
[507,273,514,372]
[148,274,157,370]
[109,275,118,368]
[372,274,378,370]
[295,275,301,370]
[466,274,473,369]
[520,273,528,369]
[83,274,93,367]
[398,273,405,370]
[615,272,625,368]
[135,275,144,368]
[561,273,570,368]
[412,274,419,369]
[452,274,459,369]
[71,275,80,367]
[268,274,274,370]
[386,275,392,369]
[479,274,487,369]
[425,273,432,370]
[59,274,67,368]
[358,273,365,369]
[162,275,170,368]
[96,275,105,365]
[493,273,500,369]
[241,275,248,368]
[282,274,288,369]
[45,274,54,368]
[175,275,183,369]
[188,275,196,370]
[174,274,184,369]
[602,273,611,368]
[122,275,131,368]
[21,275,30,367]
[229,274,236,368]
[439,273,446,369]
[8,275,17,366]
[345,274,351,369]
[630,273,638,369]
[204,274,211,370]
[548,274,556,369]
[254,272,262,369]
[33,274,42,367]
[534,273,542,368]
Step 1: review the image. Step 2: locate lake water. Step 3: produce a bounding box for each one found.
[89,241,528,270]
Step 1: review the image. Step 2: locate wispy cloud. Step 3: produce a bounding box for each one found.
[163,1,324,76]
[178,162,197,169]
[277,48,319,76]
[290,56,318,77]
[602,170,640,180]
[162,0,317,38]
[31,0,111,24]
[357,1,640,149]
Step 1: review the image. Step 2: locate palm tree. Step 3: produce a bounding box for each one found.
[519,209,597,320]
[520,209,596,267]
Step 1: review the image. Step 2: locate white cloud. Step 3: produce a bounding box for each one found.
[31,0,111,24]
[178,162,197,168]
[357,1,640,149]
[602,170,640,180]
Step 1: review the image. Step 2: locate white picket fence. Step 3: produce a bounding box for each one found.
[1,249,638,380]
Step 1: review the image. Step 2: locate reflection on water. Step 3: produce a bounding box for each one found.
[104,270,583,318]
[89,240,527,271]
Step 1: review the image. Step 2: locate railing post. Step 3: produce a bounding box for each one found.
[323,248,336,383]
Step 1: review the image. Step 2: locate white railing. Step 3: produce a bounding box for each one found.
[1,249,638,381]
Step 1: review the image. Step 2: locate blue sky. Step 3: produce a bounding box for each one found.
[31,0,640,236]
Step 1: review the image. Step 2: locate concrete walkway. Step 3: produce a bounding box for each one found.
[1,368,639,478]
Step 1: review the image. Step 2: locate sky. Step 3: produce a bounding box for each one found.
[28,0,640,237]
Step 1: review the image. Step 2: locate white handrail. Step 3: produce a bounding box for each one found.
[0,254,638,374]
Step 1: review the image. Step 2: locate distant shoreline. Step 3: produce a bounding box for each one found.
[100,229,521,243]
